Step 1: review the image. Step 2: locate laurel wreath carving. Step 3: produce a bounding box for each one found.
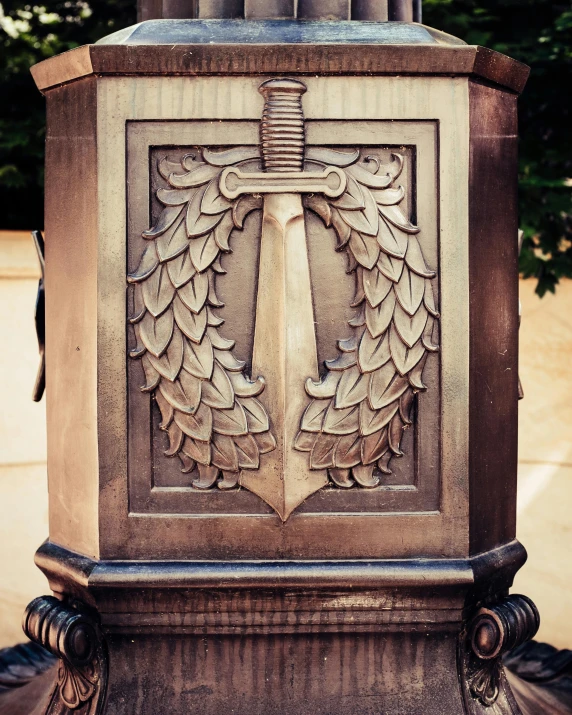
[295,150,440,489]
[128,147,438,493]
[128,147,276,490]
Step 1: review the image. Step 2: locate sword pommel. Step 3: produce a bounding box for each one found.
[259,78,307,173]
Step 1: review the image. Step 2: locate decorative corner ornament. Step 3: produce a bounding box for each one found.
[128,77,439,519]
[22,596,107,713]
[461,594,540,709]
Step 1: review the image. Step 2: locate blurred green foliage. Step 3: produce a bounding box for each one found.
[1,0,571,295]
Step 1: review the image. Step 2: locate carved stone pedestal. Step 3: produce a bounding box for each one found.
[7,15,542,715]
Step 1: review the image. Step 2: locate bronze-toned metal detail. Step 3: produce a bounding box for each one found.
[22,595,107,713]
[295,151,439,489]
[461,594,540,708]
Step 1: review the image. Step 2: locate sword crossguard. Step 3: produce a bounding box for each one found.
[259,78,307,173]
[219,166,346,200]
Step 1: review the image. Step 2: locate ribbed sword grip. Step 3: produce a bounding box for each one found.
[259,78,307,173]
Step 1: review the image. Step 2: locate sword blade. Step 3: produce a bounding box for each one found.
[240,193,328,520]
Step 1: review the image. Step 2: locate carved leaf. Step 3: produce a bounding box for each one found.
[157,187,193,206]
[214,349,246,372]
[377,251,404,283]
[159,368,201,414]
[405,235,436,278]
[173,295,207,344]
[169,162,221,189]
[254,431,277,454]
[130,282,145,324]
[424,281,440,317]
[211,433,239,471]
[333,432,362,468]
[148,325,184,381]
[395,266,425,316]
[340,203,378,237]
[305,370,341,398]
[213,211,235,252]
[142,204,185,239]
[377,218,408,259]
[422,317,439,352]
[310,433,339,469]
[369,362,409,410]
[183,334,214,380]
[363,267,392,308]
[305,147,360,167]
[325,351,357,371]
[361,429,389,465]
[234,434,260,469]
[332,175,364,211]
[294,430,315,452]
[139,309,174,358]
[207,308,224,327]
[348,231,380,269]
[207,271,224,308]
[335,366,370,409]
[409,354,428,390]
[365,290,396,338]
[202,179,233,215]
[370,186,405,206]
[167,250,196,289]
[329,468,354,487]
[389,413,406,455]
[202,146,260,166]
[347,162,393,189]
[178,453,196,473]
[154,389,173,429]
[128,243,159,283]
[389,324,425,376]
[186,185,224,239]
[338,335,359,352]
[212,401,248,436]
[229,372,265,397]
[156,217,189,263]
[189,232,220,273]
[140,353,161,392]
[323,403,360,435]
[194,464,219,489]
[241,397,270,434]
[358,329,391,372]
[330,208,352,248]
[233,195,263,229]
[207,327,234,350]
[158,157,185,181]
[177,272,209,313]
[393,301,428,348]
[400,388,415,424]
[301,400,329,432]
[175,403,213,441]
[352,464,379,487]
[142,264,176,317]
[359,400,399,437]
[165,422,184,456]
[380,204,420,234]
[183,436,211,465]
[348,304,366,328]
[304,194,332,225]
[201,362,234,409]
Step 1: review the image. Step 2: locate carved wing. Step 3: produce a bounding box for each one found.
[128,148,276,490]
[297,151,439,488]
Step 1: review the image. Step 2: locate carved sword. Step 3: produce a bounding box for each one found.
[220,79,346,520]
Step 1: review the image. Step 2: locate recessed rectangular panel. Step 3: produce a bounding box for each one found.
[127,119,439,517]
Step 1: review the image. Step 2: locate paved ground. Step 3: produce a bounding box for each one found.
[0,237,570,649]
